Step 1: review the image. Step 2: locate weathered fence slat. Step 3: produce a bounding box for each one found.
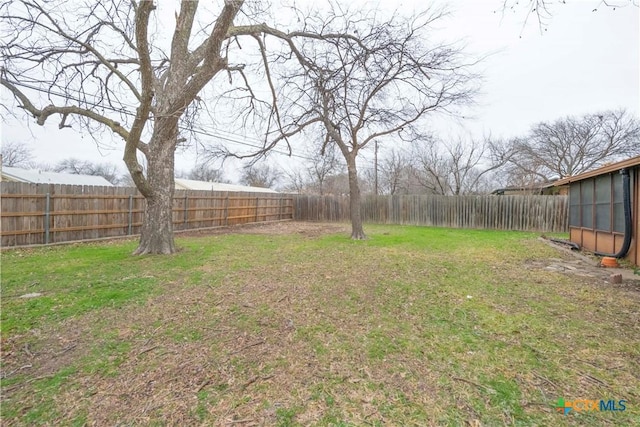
[44,193,51,244]
[128,195,134,235]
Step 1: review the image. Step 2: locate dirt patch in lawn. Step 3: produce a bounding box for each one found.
[178,220,350,239]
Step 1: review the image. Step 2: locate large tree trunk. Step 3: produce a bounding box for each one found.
[347,156,367,240]
[136,190,175,255]
[133,136,177,255]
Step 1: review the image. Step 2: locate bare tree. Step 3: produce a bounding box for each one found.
[282,144,343,194]
[282,168,308,194]
[1,141,33,167]
[272,6,477,238]
[240,163,281,189]
[322,173,350,196]
[306,144,342,196]
[412,140,452,195]
[1,0,364,254]
[412,136,511,195]
[505,110,640,180]
[54,158,122,185]
[377,149,413,195]
[187,162,230,183]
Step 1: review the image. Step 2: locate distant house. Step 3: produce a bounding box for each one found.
[554,156,640,266]
[491,181,567,196]
[1,166,114,187]
[175,178,278,194]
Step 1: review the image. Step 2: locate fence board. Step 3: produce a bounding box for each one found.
[1,183,294,247]
[293,194,568,233]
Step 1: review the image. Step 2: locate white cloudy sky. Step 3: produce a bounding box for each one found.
[1,0,638,181]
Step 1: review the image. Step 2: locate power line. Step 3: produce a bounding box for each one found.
[6,79,381,172]
[5,79,315,161]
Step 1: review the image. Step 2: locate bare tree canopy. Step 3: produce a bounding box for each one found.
[377,149,413,196]
[1,141,33,167]
[187,162,230,183]
[411,136,511,195]
[240,163,281,189]
[504,109,640,181]
[1,0,367,253]
[282,145,346,195]
[54,158,122,185]
[271,5,477,238]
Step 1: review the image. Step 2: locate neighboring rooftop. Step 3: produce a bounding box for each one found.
[1,166,114,187]
[491,181,558,195]
[554,156,640,186]
[175,178,278,193]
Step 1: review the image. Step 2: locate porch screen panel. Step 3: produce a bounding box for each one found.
[612,172,625,233]
[569,183,581,227]
[581,179,594,229]
[595,175,611,231]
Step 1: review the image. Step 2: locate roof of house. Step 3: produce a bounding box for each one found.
[554,156,640,186]
[175,178,278,193]
[491,181,558,195]
[1,166,114,186]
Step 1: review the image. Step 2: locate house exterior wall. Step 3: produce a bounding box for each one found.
[567,166,638,266]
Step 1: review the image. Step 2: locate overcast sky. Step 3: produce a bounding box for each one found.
[2,0,638,181]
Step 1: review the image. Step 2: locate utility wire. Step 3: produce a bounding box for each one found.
[6,79,379,172]
[5,79,316,161]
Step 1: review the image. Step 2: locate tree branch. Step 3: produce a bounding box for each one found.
[23,0,142,101]
[122,0,156,197]
[1,75,131,142]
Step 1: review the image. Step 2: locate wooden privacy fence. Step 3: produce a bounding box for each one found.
[1,182,293,247]
[294,194,569,232]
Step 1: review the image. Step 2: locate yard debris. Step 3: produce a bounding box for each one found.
[18,292,42,298]
[23,343,33,358]
[229,338,265,355]
[240,374,274,391]
[451,376,495,394]
[54,343,77,356]
[137,345,160,357]
[2,364,33,379]
[609,273,623,284]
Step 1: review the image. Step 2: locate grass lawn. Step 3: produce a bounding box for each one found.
[1,222,639,426]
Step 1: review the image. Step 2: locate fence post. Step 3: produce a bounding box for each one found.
[44,192,51,244]
[128,195,133,235]
[290,196,295,220]
[224,193,230,226]
[255,197,260,223]
[184,195,188,228]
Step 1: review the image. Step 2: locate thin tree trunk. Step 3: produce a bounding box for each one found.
[347,156,367,240]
